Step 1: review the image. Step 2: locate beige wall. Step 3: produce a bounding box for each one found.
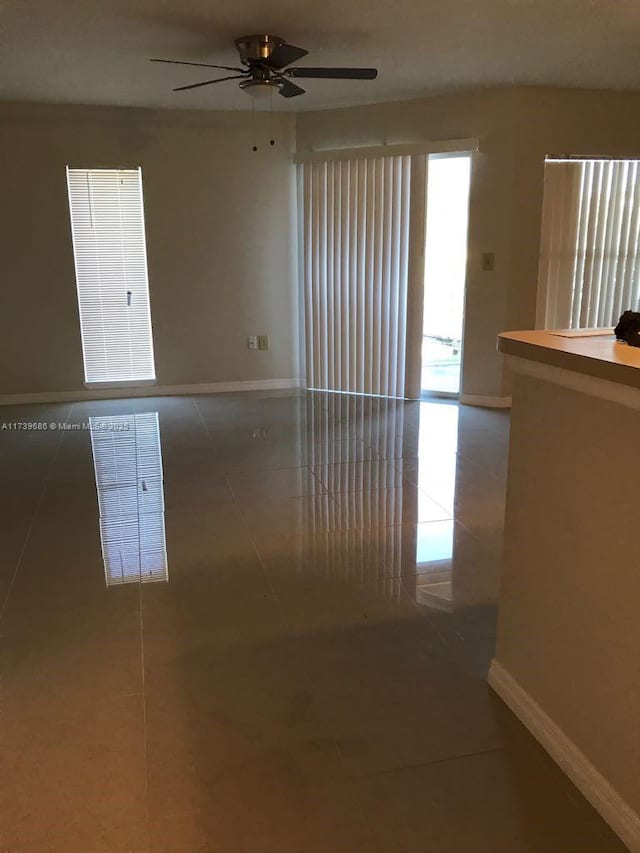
[508,88,640,336]
[495,369,640,824]
[0,103,299,396]
[4,89,640,400]
[297,87,640,398]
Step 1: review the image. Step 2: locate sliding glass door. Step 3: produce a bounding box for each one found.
[298,144,475,400]
[421,154,471,397]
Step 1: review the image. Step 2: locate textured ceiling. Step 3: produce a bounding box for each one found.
[1,0,640,111]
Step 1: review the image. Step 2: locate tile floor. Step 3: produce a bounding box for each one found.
[0,391,626,852]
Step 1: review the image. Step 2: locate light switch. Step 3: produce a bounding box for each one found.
[258,335,270,351]
[481,252,495,272]
[247,336,258,350]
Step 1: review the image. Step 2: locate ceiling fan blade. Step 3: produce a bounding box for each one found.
[173,74,247,92]
[278,80,306,98]
[287,67,378,80]
[264,43,309,70]
[151,58,244,72]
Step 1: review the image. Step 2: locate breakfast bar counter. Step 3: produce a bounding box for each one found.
[489,329,640,852]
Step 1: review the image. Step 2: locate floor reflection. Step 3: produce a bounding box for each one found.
[414,402,457,610]
[89,412,168,586]
[295,396,472,607]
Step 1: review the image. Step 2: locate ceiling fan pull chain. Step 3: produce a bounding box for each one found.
[251,98,257,152]
[269,90,275,147]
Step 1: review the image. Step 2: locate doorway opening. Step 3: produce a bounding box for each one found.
[421,154,471,397]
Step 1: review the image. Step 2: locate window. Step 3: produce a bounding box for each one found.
[538,158,640,329]
[66,167,156,384]
[90,412,168,586]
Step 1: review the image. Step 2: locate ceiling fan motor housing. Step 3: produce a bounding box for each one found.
[234,35,284,65]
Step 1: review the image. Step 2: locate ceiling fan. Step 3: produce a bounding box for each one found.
[150,34,378,100]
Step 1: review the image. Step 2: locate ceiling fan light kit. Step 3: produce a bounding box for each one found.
[239,79,282,99]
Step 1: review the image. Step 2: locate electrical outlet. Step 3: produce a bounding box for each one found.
[247,336,258,350]
[258,335,270,351]
[252,427,270,440]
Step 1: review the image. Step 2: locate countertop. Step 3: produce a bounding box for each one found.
[498,329,640,389]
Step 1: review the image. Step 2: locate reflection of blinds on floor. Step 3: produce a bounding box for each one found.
[539,159,640,329]
[299,393,419,600]
[299,155,412,397]
[90,412,168,586]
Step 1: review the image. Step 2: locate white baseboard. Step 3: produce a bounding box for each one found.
[460,394,512,408]
[0,378,303,407]
[489,659,640,852]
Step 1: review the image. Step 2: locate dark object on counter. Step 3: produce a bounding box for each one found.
[614,310,640,347]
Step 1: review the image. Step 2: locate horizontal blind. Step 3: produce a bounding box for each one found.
[300,154,412,397]
[67,168,156,383]
[90,412,167,586]
[539,159,640,329]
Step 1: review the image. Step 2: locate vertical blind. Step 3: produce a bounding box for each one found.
[90,412,168,586]
[67,167,156,383]
[539,159,640,329]
[299,155,412,397]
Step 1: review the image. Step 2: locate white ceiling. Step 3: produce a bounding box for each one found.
[1,0,640,111]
